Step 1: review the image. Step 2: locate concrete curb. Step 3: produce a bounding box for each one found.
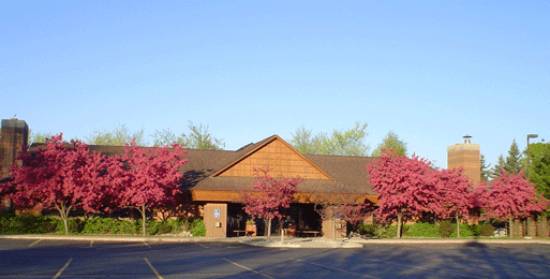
[349,239,550,245]
[0,234,229,243]
[1,235,548,247]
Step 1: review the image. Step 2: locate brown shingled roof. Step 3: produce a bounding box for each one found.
[29,136,377,199]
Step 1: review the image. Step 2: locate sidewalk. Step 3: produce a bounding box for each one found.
[241,237,363,248]
[348,237,550,245]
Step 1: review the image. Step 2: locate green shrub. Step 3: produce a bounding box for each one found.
[165,219,189,234]
[147,221,174,235]
[190,219,205,236]
[1,215,202,236]
[467,223,494,237]
[358,223,377,237]
[157,222,174,234]
[404,222,439,238]
[81,218,137,235]
[179,219,190,232]
[449,223,474,238]
[469,224,481,236]
[376,224,405,238]
[54,218,84,234]
[479,223,495,237]
[0,215,58,234]
[438,221,453,238]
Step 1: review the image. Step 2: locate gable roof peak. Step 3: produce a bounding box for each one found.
[211,134,331,179]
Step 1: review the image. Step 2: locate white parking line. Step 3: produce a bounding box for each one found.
[52,257,73,279]
[303,260,377,279]
[89,240,94,248]
[28,239,42,248]
[144,257,164,279]
[223,257,274,279]
[143,241,151,248]
[196,243,209,249]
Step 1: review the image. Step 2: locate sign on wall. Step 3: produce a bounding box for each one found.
[213,208,221,220]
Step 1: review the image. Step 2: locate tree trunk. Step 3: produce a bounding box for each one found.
[141,205,147,236]
[56,204,71,235]
[456,213,461,238]
[396,211,403,239]
[267,218,272,240]
[280,222,284,243]
[509,217,513,238]
[62,217,69,235]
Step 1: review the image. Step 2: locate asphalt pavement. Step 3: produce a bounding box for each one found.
[0,238,549,278]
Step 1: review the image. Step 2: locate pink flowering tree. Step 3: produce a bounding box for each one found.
[479,171,548,237]
[9,134,107,234]
[367,152,441,238]
[435,168,473,237]
[116,142,187,236]
[79,153,122,215]
[244,169,301,240]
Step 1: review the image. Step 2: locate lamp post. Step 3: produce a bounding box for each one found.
[526,134,539,176]
[525,134,538,237]
[527,134,539,146]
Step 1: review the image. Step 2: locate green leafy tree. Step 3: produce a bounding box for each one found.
[28,131,53,145]
[525,143,550,200]
[87,125,145,146]
[290,127,317,155]
[372,131,407,156]
[152,129,184,147]
[504,140,523,174]
[480,154,491,182]
[291,122,369,156]
[152,122,224,150]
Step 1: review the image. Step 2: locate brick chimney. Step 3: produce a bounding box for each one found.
[0,118,29,178]
[447,135,481,186]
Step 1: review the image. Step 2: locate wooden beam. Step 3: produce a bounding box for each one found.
[190,189,378,204]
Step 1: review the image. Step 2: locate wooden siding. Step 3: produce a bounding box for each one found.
[217,138,329,179]
[191,189,378,204]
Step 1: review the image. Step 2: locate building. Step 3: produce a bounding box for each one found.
[0,118,377,238]
[5,119,516,237]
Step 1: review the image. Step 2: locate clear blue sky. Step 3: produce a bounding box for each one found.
[1,1,549,167]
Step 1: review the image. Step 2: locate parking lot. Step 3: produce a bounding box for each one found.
[0,238,549,278]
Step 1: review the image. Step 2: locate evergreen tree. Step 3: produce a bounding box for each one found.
[504,140,523,174]
[480,154,491,182]
[491,155,506,179]
[525,143,550,200]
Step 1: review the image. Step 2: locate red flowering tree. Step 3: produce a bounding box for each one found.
[244,169,301,240]
[367,152,441,238]
[80,153,121,215]
[116,142,187,236]
[435,168,473,237]
[479,171,548,237]
[9,134,106,234]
